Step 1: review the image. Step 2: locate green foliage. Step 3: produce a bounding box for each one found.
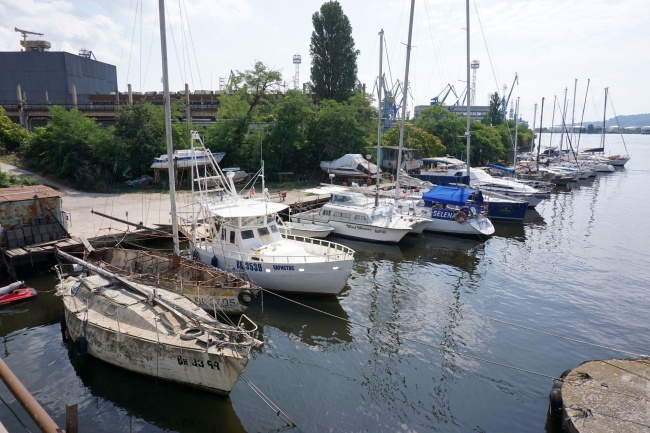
[0,106,28,153]
[482,92,503,126]
[0,171,39,188]
[265,90,315,175]
[304,99,367,169]
[469,121,506,165]
[414,105,466,157]
[113,101,166,178]
[495,119,533,154]
[382,123,446,157]
[310,1,359,102]
[21,106,114,189]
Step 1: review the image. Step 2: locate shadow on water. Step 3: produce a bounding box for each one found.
[249,293,351,348]
[65,345,247,433]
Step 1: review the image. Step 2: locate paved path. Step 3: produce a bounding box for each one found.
[0,162,314,239]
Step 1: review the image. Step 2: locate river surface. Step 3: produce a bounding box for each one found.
[1,134,649,433]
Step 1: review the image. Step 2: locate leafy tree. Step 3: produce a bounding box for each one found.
[382,123,446,157]
[304,99,367,171]
[0,106,29,153]
[265,90,314,175]
[495,119,533,154]
[482,92,503,126]
[414,105,466,156]
[21,106,113,189]
[206,62,282,171]
[310,1,359,102]
[113,102,166,178]
[469,121,506,165]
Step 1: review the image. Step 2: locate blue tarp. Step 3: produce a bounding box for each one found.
[486,163,515,173]
[422,185,472,206]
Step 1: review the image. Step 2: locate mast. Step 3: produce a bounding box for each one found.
[601,87,608,150]
[395,0,415,199]
[536,97,545,171]
[159,0,180,258]
[376,29,384,207]
[465,0,471,176]
[513,97,519,173]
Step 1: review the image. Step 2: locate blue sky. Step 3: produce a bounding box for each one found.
[1,0,647,123]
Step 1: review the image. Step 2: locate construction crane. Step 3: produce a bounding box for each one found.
[501,73,518,122]
[15,27,50,51]
[15,27,43,42]
[431,83,458,106]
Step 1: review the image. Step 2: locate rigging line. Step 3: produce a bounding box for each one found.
[224,357,297,428]
[142,5,159,93]
[176,0,195,89]
[601,359,650,382]
[140,0,143,90]
[125,0,140,90]
[575,78,591,152]
[607,93,629,154]
[473,0,501,96]
[117,0,138,90]
[164,1,186,86]
[181,0,203,89]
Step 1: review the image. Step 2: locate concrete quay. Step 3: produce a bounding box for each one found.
[559,358,650,433]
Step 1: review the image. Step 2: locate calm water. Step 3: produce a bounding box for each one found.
[2,134,649,433]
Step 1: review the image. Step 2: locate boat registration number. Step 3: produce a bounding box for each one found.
[178,356,220,370]
[236,261,263,272]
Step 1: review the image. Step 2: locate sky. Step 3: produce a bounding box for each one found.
[1,0,648,125]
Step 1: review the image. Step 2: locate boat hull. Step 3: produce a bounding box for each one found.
[486,201,528,221]
[59,276,252,395]
[192,241,354,295]
[423,211,494,236]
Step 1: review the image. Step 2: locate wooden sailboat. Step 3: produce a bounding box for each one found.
[54,0,262,394]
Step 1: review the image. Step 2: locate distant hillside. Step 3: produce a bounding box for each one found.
[598,113,650,128]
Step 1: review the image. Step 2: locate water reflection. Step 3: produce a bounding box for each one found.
[250,294,351,348]
[66,347,246,432]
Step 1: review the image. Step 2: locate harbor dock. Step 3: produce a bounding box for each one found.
[556,358,650,433]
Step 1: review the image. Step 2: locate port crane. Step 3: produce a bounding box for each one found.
[431,83,458,106]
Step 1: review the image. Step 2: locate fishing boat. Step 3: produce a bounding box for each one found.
[178,131,355,296]
[60,247,260,314]
[277,219,335,239]
[0,281,37,306]
[55,250,261,395]
[150,149,225,170]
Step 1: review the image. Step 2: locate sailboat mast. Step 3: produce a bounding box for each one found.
[601,87,608,150]
[536,97,545,171]
[513,97,519,171]
[465,0,471,176]
[395,0,415,199]
[376,29,384,207]
[158,0,180,257]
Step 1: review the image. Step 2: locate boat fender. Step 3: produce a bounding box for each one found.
[211,255,219,268]
[548,368,572,417]
[75,336,88,357]
[180,327,204,340]
[454,211,468,224]
[238,289,255,307]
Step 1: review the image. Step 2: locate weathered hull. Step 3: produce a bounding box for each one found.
[87,248,260,314]
[59,275,253,395]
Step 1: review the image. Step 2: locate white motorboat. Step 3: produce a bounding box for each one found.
[395,186,494,237]
[293,187,429,242]
[320,154,381,180]
[179,131,355,296]
[278,219,334,239]
[55,250,261,395]
[151,149,225,169]
[446,167,550,208]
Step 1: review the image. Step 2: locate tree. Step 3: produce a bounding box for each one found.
[469,121,505,165]
[414,105,466,157]
[482,92,503,126]
[304,99,367,171]
[0,106,28,153]
[382,123,446,157]
[21,106,114,189]
[310,1,359,102]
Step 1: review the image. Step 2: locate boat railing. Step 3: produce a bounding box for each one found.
[269,234,354,262]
